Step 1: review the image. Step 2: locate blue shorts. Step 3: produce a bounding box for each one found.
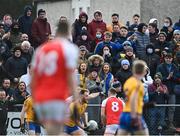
[119,112,147,132]
[64,125,79,134]
[27,122,41,133]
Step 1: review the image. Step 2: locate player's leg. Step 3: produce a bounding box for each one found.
[117,128,129,135]
[133,128,149,136]
[34,123,41,136]
[65,125,86,136]
[27,122,36,136]
[35,101,67,135]
[104,124,119,136]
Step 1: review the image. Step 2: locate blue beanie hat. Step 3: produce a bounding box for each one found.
[121,59,130,66]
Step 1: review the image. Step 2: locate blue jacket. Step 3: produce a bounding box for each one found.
[94,41,123,57]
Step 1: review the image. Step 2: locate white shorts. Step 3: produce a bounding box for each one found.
[35,100,68,123]
[105,124,119,135]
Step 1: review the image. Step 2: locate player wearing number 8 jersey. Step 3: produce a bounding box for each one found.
[101,88,124,136]
[31,22,79,135]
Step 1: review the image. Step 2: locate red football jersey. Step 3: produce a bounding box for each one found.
[32,38,78,103]
[102,96,124,125]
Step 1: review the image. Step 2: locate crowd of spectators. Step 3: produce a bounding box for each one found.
[0,5,180,135]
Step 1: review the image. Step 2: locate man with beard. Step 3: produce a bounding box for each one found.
[107,13,123,33]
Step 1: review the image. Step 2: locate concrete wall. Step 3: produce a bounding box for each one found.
[140,0,180,28]
[37,0,72,34]
[89,0,141,25]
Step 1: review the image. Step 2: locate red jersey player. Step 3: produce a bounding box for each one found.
[31,21,79,135]
[101,88,124,136]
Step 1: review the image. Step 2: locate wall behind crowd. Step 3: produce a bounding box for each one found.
[141,0,180,28]
[0,0,36,20]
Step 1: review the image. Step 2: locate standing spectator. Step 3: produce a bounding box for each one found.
[161,17,174,41]
[9,21,21,48]
[148,72,168,135]
[75,30,93,52]
[72,12,89,43]
[78,45,89,64]
[88,11,106,40]
[101,45,113,64]
[0,34,11,62]
[115,26,129,44]
[100,63,114,96]
[169,30,180,55]
[31,9,51,48]
[21,41,34,64]
[148,23,158,44]
[134,23,150,59]
[4,46,28,84]
[128,14,140,32]
[173,17,180,30]
[154,32,171,56]
[3,14,12,33]
[107,13,123,32]
[91,30,104,49]
[143,44,160,77]
[115,59,132,86]
[18,5,33,37]
[156,53,178,129]
[95,31,122,57]
[112,24,121,42]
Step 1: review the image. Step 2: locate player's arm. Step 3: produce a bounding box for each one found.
[81,112,88,127]
[87,92,100,99]
[101,107,106,126]
[101,99,107,126]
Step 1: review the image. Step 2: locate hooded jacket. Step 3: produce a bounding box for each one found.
[88,19,106,40]
[18,5,33,36]
[72,12,89,43]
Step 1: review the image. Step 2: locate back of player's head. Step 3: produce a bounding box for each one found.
[132,60,147,75]
[56,21,69,37]
[108,88,117,95]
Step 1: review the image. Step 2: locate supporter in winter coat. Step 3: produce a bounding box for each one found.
[161,17,174,41]
[95,31,122,57]
[148,72,168,135]
[72,12,89,43]
[111,24,121,42]
[128,14,140,32]
[3,14,12,33]
[88,54,104,74]
[173,18,180,30]
[31,9,51,48]
[148,23,159,44]
[169,30,180,55]
[4,46,28,83]
[115,59,132,87]
[154,32,172,56]
[88,11,106,40]
[143,44,160,77]
[100,63,114,96]
[106,13,123,32]
[75,30,93,52]
[134,23,150,59]
[18,5,33,37]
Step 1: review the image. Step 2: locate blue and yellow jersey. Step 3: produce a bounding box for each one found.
[123,76,144,114]
[24,96,36,122]
[65,101,87,127]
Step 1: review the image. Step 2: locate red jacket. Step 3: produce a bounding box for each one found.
[88,19,106,40]
[31,18,51,48]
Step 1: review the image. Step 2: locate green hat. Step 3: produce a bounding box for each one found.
[154,72,162,80]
